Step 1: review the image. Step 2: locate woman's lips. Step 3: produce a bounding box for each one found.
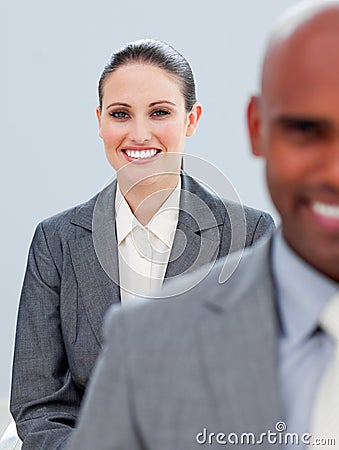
[122,148,162,163]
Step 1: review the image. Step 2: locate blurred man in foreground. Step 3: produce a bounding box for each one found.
[68,1,339,448]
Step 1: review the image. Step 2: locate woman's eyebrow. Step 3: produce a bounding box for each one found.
[105,102,131,110]
[149,100,176,107]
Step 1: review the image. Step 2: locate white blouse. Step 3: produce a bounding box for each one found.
[115,180,181,303]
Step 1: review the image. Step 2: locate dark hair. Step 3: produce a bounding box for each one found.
[98,39,197,112]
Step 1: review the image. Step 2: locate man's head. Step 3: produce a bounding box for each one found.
[248,0,339,282]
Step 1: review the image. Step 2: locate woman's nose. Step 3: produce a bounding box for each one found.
[129,118,152,144]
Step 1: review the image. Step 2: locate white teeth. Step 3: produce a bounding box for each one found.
[125,149,158,159]
[312,201,339,219]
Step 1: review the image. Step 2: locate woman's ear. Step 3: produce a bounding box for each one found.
[96,107,103,139]
[186,102,203,137]
[247,96,264,157]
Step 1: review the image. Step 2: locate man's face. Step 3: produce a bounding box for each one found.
[248,24,339,281]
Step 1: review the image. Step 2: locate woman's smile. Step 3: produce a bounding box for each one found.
[122,147,162,163]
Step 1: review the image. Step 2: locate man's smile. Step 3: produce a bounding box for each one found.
[312,201,339,219]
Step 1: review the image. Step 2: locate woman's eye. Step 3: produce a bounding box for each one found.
[110,111,129,119]
[151,109,170,117]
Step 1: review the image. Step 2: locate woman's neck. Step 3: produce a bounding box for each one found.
[118,173,180,226]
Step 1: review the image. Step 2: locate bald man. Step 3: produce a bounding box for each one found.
[67,2,339,449]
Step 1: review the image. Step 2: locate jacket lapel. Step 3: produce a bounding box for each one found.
[198,240,282,436]
[69,180,121,345]
[165,173,224,281]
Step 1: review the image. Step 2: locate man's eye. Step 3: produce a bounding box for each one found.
[281,120,326,142]
[151,109,170,117]
[292,121,318,134]
[110,111,129,119]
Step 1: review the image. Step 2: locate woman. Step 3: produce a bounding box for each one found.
[10,39,274,449]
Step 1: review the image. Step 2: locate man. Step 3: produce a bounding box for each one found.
[68,1,339,448]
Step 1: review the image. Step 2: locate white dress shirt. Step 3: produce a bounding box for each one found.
[115,180,181,303]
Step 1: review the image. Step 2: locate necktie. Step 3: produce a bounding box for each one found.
[311,293,339,448]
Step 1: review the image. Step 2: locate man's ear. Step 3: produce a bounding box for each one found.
[96,107,103,139]
[247,96,263,157]
[186,102,203,137]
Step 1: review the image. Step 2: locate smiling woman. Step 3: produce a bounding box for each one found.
[9,39,275,449]
[95,42,202,227]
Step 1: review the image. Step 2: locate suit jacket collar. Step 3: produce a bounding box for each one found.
[179,172,225,230]
[205,236,277,311]
[198,237,282,435]
[165,172,225,280]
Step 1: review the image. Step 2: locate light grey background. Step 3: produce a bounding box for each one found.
[1,0,298,399]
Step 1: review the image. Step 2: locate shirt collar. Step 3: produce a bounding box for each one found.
[147,178,181,248]
[272,230,339,345]
[115,186,137,245]
[115,179,181,248]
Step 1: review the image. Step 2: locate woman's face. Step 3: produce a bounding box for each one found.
[96,63,202,189]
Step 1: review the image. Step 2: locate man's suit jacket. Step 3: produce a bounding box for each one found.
[10,173,274,450]
[68,236,283,450]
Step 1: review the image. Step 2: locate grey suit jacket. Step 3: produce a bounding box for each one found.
[10,173,274,450]
[68,236,282,450]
